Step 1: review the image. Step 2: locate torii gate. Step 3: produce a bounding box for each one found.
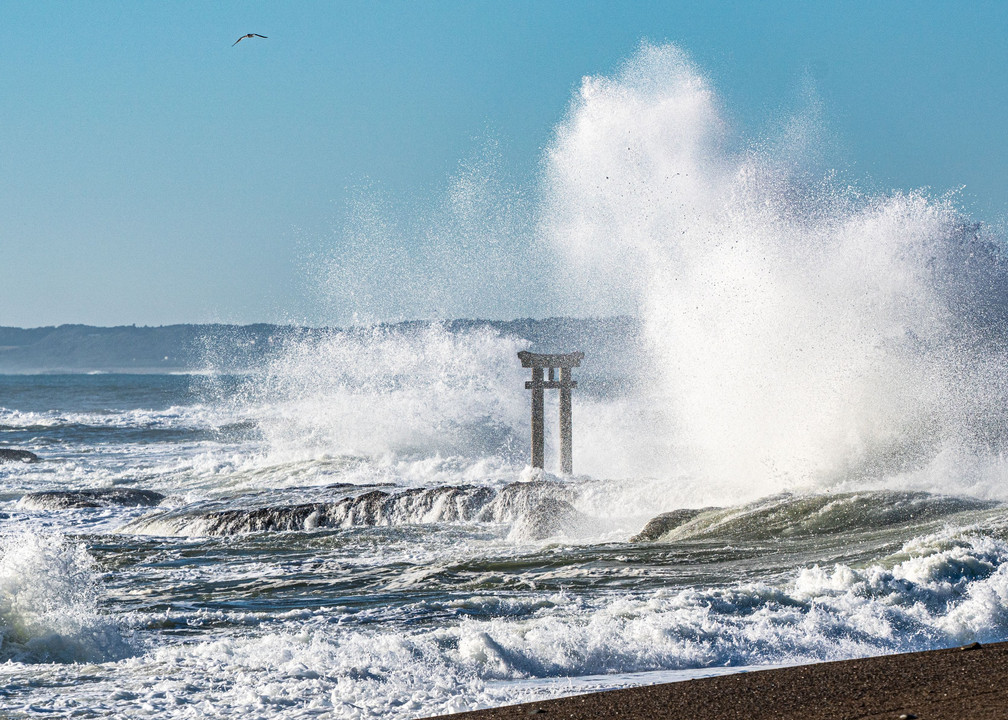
[518,350,584,474]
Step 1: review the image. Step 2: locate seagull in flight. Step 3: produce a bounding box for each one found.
[233,33,267,46]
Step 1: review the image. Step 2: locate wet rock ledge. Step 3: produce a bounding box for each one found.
[0,448,39,463]
[19,488,165,510]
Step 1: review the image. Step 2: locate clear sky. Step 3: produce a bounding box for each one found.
[1,1,1005,328]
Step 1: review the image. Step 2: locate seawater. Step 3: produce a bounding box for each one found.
[4,43,1008,718]
[3,335,1008,718]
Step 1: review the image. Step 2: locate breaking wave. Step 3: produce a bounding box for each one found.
[0,531,129,663]
[541,43,1008,503]
[119,479,581,539]
[639,491,1001,543]
[56,521,1008,720]
[237,323,529,466]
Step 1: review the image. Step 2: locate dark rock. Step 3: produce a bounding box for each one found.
[960,642,982,651]
[0,448,39,463]
[20,488,165,509]
[630,508,717,542]
[125,484,502,536]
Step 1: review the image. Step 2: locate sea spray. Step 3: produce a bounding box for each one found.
[251,43,1008,510]
[541,43,1008,502]
[0,531,128,663]
[243,323,529,468]
[306,135,543,326]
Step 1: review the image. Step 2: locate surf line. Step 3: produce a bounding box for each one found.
[518,350,584,474]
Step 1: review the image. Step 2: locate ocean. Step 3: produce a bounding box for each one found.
[4,42,1008,719]
[2,319,1008,718]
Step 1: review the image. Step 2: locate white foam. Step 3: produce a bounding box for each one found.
[0,530,129,663]
[541,42,1008,503]
[9,524,1008,718]
[0,404,228,431]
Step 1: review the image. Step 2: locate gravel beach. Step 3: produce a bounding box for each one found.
[430,642,1008,720]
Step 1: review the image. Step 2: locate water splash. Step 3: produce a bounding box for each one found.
[243,323,529,470]
[306,135,543,326]
[541,43,1008,501]
[0,531,129,663]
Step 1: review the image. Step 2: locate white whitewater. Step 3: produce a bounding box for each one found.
[542,42,1008,505]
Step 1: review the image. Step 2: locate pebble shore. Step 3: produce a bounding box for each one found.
[427,641,1008,720]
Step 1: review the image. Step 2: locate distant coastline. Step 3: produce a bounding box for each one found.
[0,317,637,374]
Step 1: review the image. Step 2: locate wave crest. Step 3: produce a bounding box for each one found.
[0,531,130,663]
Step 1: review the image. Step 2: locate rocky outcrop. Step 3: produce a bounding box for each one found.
[630,508,714,542]
[20,488,165,509]
[0,448,39,463]
[121,480,586,538]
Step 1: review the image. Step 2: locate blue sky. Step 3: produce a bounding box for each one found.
[1,1,1005,327]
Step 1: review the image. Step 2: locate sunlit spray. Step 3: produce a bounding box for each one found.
[541,43,1008,504]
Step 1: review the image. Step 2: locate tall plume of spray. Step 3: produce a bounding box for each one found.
[305,136,549,326]
[248,138,542,473]
[541,43,1008,502]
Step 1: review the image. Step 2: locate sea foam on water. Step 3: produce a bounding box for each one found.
[0,531,128,664]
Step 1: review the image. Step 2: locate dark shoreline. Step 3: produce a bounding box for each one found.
[426,641,1008,720]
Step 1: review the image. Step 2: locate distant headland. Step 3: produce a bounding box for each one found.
[0,317,636,374]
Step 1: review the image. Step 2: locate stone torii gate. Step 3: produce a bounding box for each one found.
[518,350,584,474]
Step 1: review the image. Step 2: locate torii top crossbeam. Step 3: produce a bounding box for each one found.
[517,351,584,369]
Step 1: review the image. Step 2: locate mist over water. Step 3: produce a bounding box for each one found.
[541,43,1008,503]
[224,42,1008,511]
[306,136,545,326]
[248,324,527,466]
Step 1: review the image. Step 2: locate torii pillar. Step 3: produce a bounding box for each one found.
[518,351,584,474]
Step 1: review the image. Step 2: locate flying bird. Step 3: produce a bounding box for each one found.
[233,33,267,46]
